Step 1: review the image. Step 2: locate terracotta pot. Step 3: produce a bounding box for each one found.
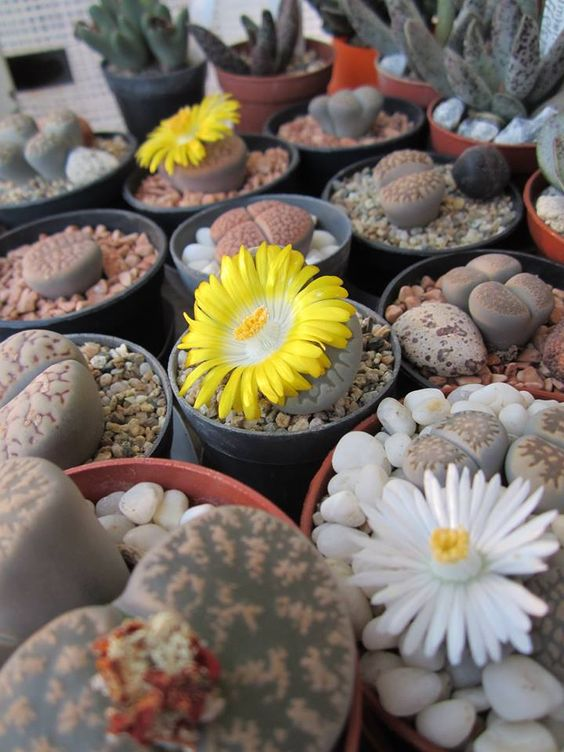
[427,97,538,175]
[376,64,438,108]
[67,457,363,752]
[328,37,378,93]
[524,169,564,265]
[215,39,334,132]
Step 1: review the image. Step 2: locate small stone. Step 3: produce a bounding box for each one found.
[453,686,491,712]
[325,559,372,639]
[474,720,558,752]
[433,98,466,131]
[65,147,119,186]
[95,491,123,517]
[195,227,214,246]
[458,118,500,142]
[362,616,401,651]
[180,503,214,525]
[98,513,135,543]
[452,145,510,200]
[119,482,164,525]
[376,667,443,717]
[384,432,412,467]
[410,395,452,427]
[447,650,483,688]
[354,463,390,507]
[314,523,369,562]
[416,699,476,749]
[494,117,537,145]
[379,53,408,76]
[360,651,404,686]
[498,402,528,437]
[319,490,366,527]
[182,243,215,265]
[332,431,389,472]
[311,229,337,250]
[327,469,358,495]
[377,397,416,435]
[123,523,168,556]
[153,488,189,530]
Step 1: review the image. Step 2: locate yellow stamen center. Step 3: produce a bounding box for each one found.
[430,527,470,564]
[234,305,269,341]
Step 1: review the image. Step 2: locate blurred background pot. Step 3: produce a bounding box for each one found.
[328,37,378,93]
[524,169,564,265]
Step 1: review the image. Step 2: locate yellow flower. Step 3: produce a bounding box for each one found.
[179,243,356,421]
[136,94,241,175]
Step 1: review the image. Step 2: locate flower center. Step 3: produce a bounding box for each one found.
[430,527,469,564]
[234,306,269,341]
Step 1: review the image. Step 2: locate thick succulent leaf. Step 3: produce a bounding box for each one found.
[491,92,528,121]
[463,18,499,91]
[386,0,425,49]
[448,8,481,53]
[404,19,453,95]
[492,0,523,79]
[276,0,300,73]
[444,46,492,108]
[435,0,457,46]
[251,10,277,75]
[536,111,564,190]
[516,0,538,18]
[528,27,564,106]
[341,0,399,55]
[484,0,497,25]
[188,24,250,74]
[505,14,540,99]
[240,14,258,46]
[540,0,564,56]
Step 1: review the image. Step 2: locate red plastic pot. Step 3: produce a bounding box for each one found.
[524,169,564,265]
[215,39,334,132]
[328,37,378,93]
[427,97,538,175]
[376,63,438,108]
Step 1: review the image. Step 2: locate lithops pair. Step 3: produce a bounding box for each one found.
[309,86,384,139]
[0,505,356,752]
[0,329,104,468]
[210,199,314,259]
[374,150,445,229]
[164,134,248,194]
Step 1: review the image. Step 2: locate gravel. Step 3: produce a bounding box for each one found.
[278,111,413,149]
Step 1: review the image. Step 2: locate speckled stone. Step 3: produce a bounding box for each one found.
[403,434,479,488]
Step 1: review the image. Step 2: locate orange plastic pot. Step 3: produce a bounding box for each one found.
[328,37,378,93]
[215,39,333,132]
[427,97,538,175]
[376,64,438,107]
[524,169,564,265]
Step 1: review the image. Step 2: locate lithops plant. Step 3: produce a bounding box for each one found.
[543,320,564,380]
[452,145,511,199]
[40,109,83,149]
[309,86,384,139]
[0,457,129,664]
[164,135,248,194]
[373,148,434,189]
[0,506,356,752]
[23,130,71,181]
[379,169,446,228]
[0,112,37,147]
[0,142,37,184]
[528,564,564,683]
[465,252,522,283]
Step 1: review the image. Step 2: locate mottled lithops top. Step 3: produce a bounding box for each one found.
[378,170,445,229]
[466,253,522,283]
[372,149,433,188]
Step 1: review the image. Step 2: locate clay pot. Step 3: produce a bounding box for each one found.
[328,37,378,94]
[376,64,438,108]
[524,169,564,265]
[215,39,334,132]
[428,98,538,176]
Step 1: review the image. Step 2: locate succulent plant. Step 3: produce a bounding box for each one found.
[74,0,189,74]
[537,111,564,191]
[188,0,302,76]
[309,85,384,137]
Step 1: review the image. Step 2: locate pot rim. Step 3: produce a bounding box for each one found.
[102,58,206,82]
[524,169,564,246]
[376,62,438,92]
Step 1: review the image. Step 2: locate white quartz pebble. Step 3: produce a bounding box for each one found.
[474,721,558,752]
[362,616,401,651]
[453,686,491,712]
[385,432,412,467]
[153,488,189,530]
[416,699,476,749]
[320,490,365,527]
[376,667,443,717]
[319,243,339,259]
[326,559,372,638]
[447,383,484,403]
[315,523,368,561]
[96,491,123,517]
[327,469,359,495]
[450,400,497,416]
[472,382,527,409]
[483,655,564,721]
[311,229,336,249]
[399,633,445,671]
[98,513,135,543]
[447,651,483,689]
[312,511,324,526]
[498,402,528,437]
[354,463,389,507]
[375,430,390,445]
[411,396,452,426]
[528,399,560,415]
[180,503,214,525]
[360,651,404,686]
[306,249,324,264]
[332,432,388,472]
[404,388,445,413]
[123,524,168,555]
[188,258,212,272]
[119,482,164,524]
[201,261,219,275]
[195,227,214,246]
[182,243,215,264]
[377,398,416,436]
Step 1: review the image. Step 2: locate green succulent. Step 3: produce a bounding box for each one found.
[537,111,564,191]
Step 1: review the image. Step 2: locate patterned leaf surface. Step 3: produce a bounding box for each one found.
[505,14,540,99]
[404,19,453,96]
[528,27,564,106]
[492,0,523,79]
[444,46,493,108]
[341,0,399,55]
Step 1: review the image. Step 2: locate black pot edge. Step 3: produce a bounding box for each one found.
[103,59,206,86]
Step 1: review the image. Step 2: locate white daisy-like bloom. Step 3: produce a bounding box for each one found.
[350,465,559,667]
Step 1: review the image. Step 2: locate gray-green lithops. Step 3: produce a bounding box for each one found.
[403,434,479,488]
[466,253,522,283]
[506,273,554,332]
[23,130,71,181]
[309,85,384,139]
[379,170,445,229]
[528,565,564,683]
[0,112,38,147]
[41,109,83,149]
[469,281,533,349]
[440,266,488,312]
[0,142,37,184]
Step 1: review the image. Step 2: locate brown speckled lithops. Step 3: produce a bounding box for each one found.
[379,170,445,229]
[254,202,314,252]
[166,135,248,194]
[469,281,532,349]
[440,266,488,312]
[403,434,479,488]
[543,320,564,380]
[215,220,266,260]
[466,253,522,283]
[372,149,434,189]
[210,207,250,243]
[505,272,554,331]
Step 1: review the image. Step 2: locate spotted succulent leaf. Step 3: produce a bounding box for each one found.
[444,46,492,109]
[505,14,540,100]
[448,0,486,53]
[386,0,425,50]
[341,0,399,56]
[491,92,528,121]
[404,19,453,96]
[188,24,250,74]
[491,0,523,80]
[527,27,564,106]
[463,18,499,92]
[537,111,564,191]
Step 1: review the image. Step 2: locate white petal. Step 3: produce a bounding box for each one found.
[379,582,438,634]
[464,591,488,666]
[470,474,502,541]
[401,593,439,656]
[482,575,532,633]
[446,586,466,665]
[423,583,454,657]
[372,572,432,605]
[489,511,557,557]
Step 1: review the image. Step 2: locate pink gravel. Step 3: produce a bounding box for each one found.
[278,111,413,148]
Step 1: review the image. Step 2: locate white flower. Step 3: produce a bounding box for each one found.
[350,465,558,666]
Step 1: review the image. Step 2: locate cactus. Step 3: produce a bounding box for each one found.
[74,0,189,74]
[537,112,564,192]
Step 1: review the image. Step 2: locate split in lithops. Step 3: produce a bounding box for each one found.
[309,86,384,139]
[536,112,564,236]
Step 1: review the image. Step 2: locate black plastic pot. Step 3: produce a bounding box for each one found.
[123,134,301,236]
[0,132,136,229]
[103,61,207,142]
[378,249,564,390]
[264,96,427,197]
[169,193,353,297]
[68,333,173,458]
[321,153,524,296]
[0,209,167,355]
[168,302,401,517]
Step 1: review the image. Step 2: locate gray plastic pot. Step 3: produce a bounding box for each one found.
[68,333,173,459]
[169,193,353,296]
[167,302,401,517]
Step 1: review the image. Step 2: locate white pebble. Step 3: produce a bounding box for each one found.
[119,482,164,524]
[404,388,445,413]
[474,721,558,752]
[98,513,135,543]
[498,402,528,437]
[314,523,368,562]
[376,667,443,717]
[447,383,485,403]
[385,432,412,467]
[318,243,339,259]
[411,396,452,426]
[195,227,214,246]
[312,511,324,526]
[447,651,483,689]
[377,398,416,435]
[306,249,324,264]
[453,686,491,712]
[311,229,337,249]
[519,390,535,406]
[180,503,214,525]
[354,463,389,507]
[327,469,359,495]
[332,432,388,472]
[483,655,564,721]
[436,671,453,701]
[201,261,219,275]
[123,524,168,555]
[320,490,365,527]
[188,258,212,272]
[153,488,189,530]
[416,699,476,749]
[326,559,371,638]
[182,243,215,265]
[360,651,404,686]
[95,491,123,517]
[362,616,401,651]
[450,400,497,416]
[399,633,445,671]
[528,399,560,416]
[375,430,390,445]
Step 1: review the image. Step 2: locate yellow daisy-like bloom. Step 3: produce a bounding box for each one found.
[136,93,241,175]
[179,243,356,421]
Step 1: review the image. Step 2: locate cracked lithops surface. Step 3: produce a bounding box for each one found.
[466,253,522,283]
[0,459,128,666]
[403,434,479,488]
[528,566,564,683]
[469,281,533,350]
[372,149,434,189]
[166,135,248,194]
[379,169,445,229]
[22,230,102,299]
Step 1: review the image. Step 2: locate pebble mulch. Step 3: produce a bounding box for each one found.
[0,135,130,206]
[176,315,395,432]
[80,341,167,461]
[278,111,412,149]
[330,164,517,249]
[536,187,564,235]
[134,148,290,208]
